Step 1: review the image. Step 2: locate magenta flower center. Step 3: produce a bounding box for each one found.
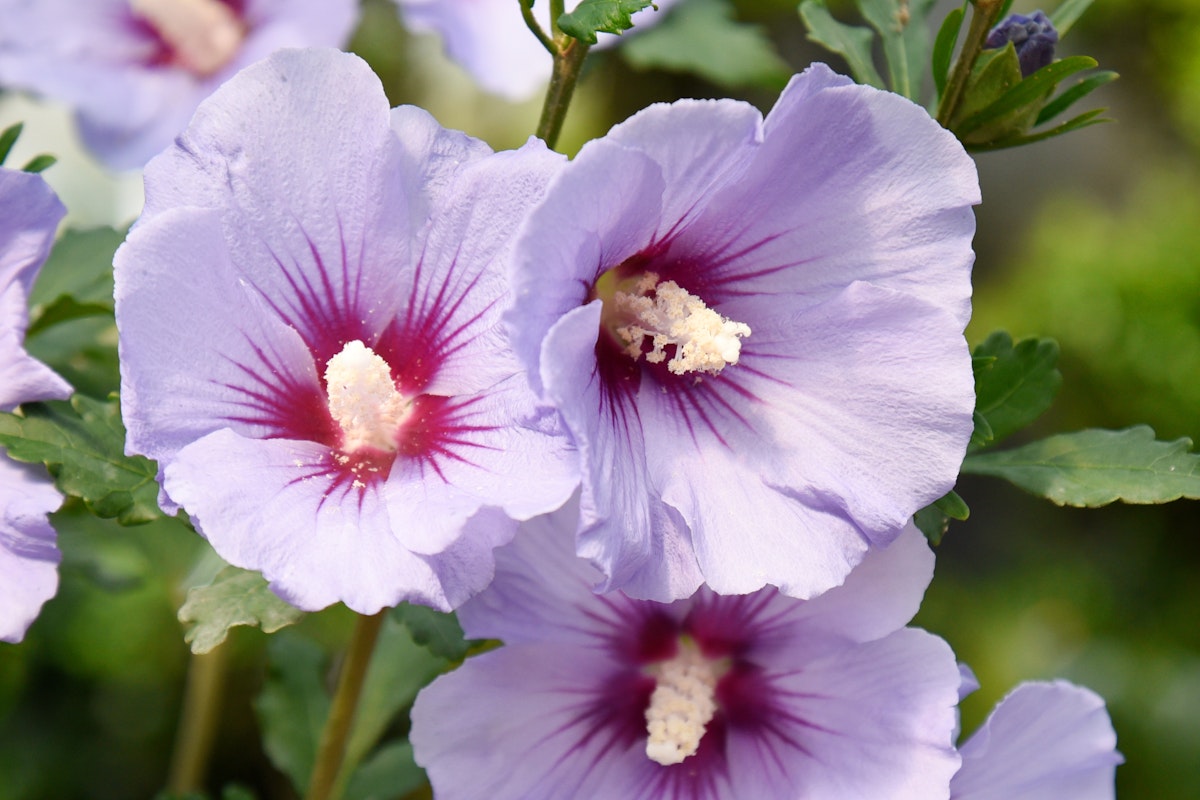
[593,267,750,377]
[130,0,244,76]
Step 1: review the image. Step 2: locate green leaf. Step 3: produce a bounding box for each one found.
[558,0,656,44]
[622,0,790,90]
[29,226,123,311]
[1050,0,1094,36]
[932,4,966,99]
[970,409,995,450]
[798,0,886,89]
[961,426,1200,507]
[971,331,1062,451]
[178,566,305,654]
[0,395,162,525]
[344,741,427,800]
[254,633,331,796]
[934,489,970,521]
[26,296,115,338]
[1035,69,1118,126]
[392,603,476,662]
[957,54,1098,138]
[0,122,23,165]
[21,154,56,174]
[341,616,448,789]
[858,0,937,100]
[968,107,1109,151]
[913,503,949,545]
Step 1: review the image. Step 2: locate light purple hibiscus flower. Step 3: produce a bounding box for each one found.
[507,63,980,602]
[114,48,579,615]
[952,680,1122,799]
[396,0,680,100]
[1,166,71,643]
[411,505,963,799]
[0,0,359,170]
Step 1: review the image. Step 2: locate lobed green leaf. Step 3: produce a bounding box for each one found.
[622,0,789,90]
[558,0,657,44]
[961,426,1200,507]
[798,0,886,89]
[178,566,305,654]
[971,331,1062,451]
[0,395,162,525]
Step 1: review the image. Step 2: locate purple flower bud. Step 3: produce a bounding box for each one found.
[986,10,1059,77]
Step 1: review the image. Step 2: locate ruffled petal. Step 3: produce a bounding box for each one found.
[164,430,513,613]
[412,644,649,800]
[952,681,1121,800]
[0,455,62,643]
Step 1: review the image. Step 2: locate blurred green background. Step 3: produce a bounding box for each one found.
[2,0,1198,797]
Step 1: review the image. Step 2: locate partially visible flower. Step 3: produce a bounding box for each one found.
[1,166,70,643]
[507,64,979,602]
[985,10,1058,78]
[952,681,1122,799]
[395,0,679,100]
[411,508,963,799]
[0,0,359,169]
[115,48,578,614]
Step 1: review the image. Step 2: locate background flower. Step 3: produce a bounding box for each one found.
[412,507,962,800]
[1,166,69,643]
[115,48,578,614]
[508,64,980,602]
[395,0,680,100]
[0,0,359,169]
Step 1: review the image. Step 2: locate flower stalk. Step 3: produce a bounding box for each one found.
[166,646,228,793]
[936,0,1006,127]
[536,36,590,150]
[304,610,387,800]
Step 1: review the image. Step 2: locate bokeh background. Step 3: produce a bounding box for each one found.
[1,0,1198,797]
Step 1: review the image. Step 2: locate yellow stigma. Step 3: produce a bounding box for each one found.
[130,0,244,76]
[612,273,750,376]
[324,341,409,453]
[644,641,721,766]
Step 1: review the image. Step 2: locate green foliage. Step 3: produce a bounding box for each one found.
[559,0,657,44]
[962,426,1200,506]
[1050,0,1096,36]
[343,741,426,800]
[21,154,56,173]
[0,395,162,525]
[858,0,937,100]
[914,489,968,545]
[255,634,330,796]
[798,0,885,89]
[971,332,1062,451]
[27,226,124,336]
[392,603,476,662]
[0,122,22,165]
[178,566,305,654]
[932,3,966,99]
[622,0,789,90]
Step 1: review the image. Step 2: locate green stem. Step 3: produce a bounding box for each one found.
[519,0,554,54]
[166,646,228,794]
[304,611,387,800]
[549,0,566,36]
[536,37,590,150]
[936,0,1005,128]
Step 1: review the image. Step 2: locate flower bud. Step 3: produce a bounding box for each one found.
[986,10,1059,77]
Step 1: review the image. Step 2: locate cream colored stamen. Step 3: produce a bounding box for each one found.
[130,0,244,76]
[324,340,408,453]
[645,642,720,766]
[614,272,750,376]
